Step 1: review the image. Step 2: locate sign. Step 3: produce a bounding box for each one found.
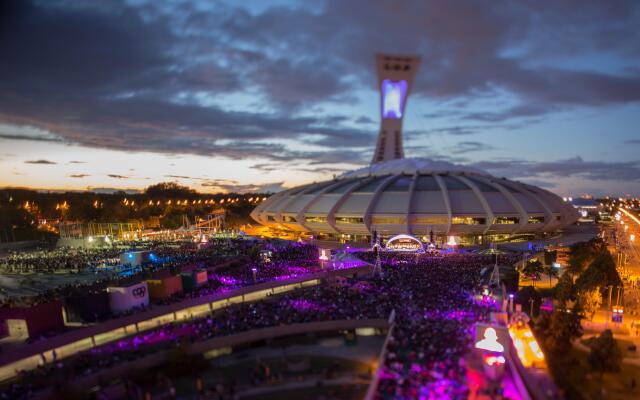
[385,234,424,253]
[474,323,509,354]
[132,286,147,298]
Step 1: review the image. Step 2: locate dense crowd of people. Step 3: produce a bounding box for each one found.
[0,252,506,399]
[0,239,324,347]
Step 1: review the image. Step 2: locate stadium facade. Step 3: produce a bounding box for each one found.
[251,54,578,245]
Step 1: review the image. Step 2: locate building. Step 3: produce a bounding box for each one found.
[251,54,579,245]
[569,197,601,222]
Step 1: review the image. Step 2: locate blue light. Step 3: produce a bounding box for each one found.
[128,253,133,259]
[381,79,407,119]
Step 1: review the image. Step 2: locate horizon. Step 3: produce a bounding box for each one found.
[1,1,640,197]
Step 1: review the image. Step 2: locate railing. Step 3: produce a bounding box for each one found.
[0,265,371,382]
[31,318,390,400]
[364,310,396,400]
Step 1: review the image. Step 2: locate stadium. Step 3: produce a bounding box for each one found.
[251,55,579,245]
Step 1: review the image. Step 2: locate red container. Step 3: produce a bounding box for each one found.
[147,276,183,302]
[0,301,64,339]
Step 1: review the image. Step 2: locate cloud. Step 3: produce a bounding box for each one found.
[69,174,90,178]
[472,156,640,182]
[24,159,56,164]
[107,174,129,179]
[448,141,494,154]
[625,139,640,145]
[0,0,639,174]
[86,187,141,194]
[201,179,286,193]
[68,160,86,164]
[164,174,206,180]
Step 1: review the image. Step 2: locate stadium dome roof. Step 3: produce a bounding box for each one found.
[251,158,579,237]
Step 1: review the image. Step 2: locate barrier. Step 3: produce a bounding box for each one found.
[31,318,389,400]
[0,265,371,382]
[364,310,396,400]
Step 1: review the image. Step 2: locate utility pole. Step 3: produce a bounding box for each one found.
[606,286,613,328]
[529,298,534,317]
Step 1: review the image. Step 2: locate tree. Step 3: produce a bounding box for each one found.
[567,238,607,276]
[575,249,622,293]
[587,329,621,378]
[578,289,603,320]
[544,264,559,287]
[544,303,584,354]
[515,286,542,316]
[144,182,195,198]
[554,271,576,304]
[523,259,544,287]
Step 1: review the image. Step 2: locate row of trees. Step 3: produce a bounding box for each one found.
[530,238,624,397]
[0,183,271,238]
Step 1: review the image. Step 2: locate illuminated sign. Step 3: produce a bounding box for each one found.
[381,79,407,119]
[385,234,424,253]
[318,249,329,261]
[474,323,509,354]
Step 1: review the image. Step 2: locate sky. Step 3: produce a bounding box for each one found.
[0,0,639,196]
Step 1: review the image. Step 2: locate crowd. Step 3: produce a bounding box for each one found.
[0,239,324,347]
[0,252,504,399]
[0,247,122,274]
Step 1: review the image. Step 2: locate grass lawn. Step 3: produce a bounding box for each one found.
[581,337,637,358]
[549,346,640,400]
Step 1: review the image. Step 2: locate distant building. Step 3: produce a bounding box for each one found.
[569,197,600,222]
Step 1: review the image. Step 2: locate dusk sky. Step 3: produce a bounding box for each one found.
[1,0,640,196]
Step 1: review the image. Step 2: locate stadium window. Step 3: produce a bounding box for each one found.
[451,217,486,225]
[282,215,296,222]
[492,217,519,225]
[335,217,364,224]
[528,216,544,224]
[411,216,448,225]
[305,216,327,223]
[266,215,276,222]
[372,216,406,224]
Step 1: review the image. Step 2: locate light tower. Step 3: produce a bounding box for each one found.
[371,54,421,164]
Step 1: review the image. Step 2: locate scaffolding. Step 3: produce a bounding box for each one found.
[58,221,144,240]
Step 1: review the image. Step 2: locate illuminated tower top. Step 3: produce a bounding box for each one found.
[371,54,421,164]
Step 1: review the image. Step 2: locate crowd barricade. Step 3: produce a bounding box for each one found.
[0,265,371,382]
[31,318,389,400]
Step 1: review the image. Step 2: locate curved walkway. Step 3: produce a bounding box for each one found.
[0,265,371,382]
[32,318,389,400]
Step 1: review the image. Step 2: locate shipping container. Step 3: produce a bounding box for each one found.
[120,250,154,267]
[181,270,208,292]
[64,292,111,323]
[107,282,149,314]
[147,276,183,302]
[0,301,65,339]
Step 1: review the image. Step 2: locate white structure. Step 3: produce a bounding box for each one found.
[372,54,421,164]
[251,159,578,243]
[107,282,149,314]
[251,54,579,243]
